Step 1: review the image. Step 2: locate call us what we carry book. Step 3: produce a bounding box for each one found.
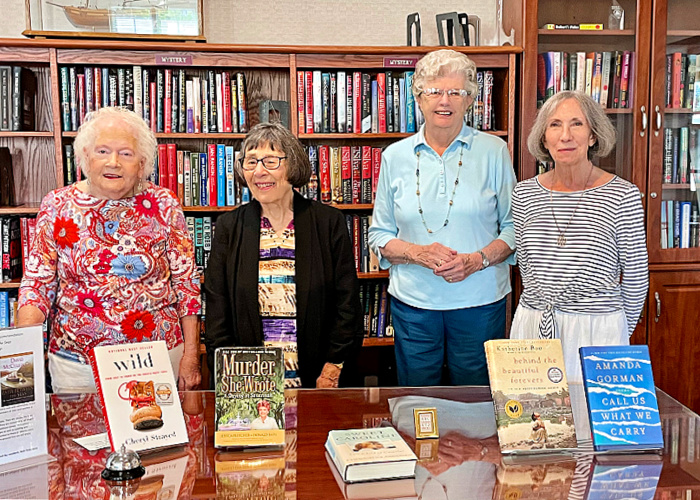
[579,345,663,452]
[484,339,578,454]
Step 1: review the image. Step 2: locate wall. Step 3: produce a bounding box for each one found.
[3,0,518,47]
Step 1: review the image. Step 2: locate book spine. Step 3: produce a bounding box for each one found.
[216,73,224,134]
[156,69,164,132]
[149,81,157,132]
[312,71,322,133]
[370,79,378,133]
[361,146,372,204]
[351,146,361,204]
[386,71,393,133]
[225,146,235,206]
[142,69,150,124]
[321,72,330,133]
[207,70,217,133]
[87,350,116,451]
[178,69,186,133]
[164,69,173,133]
[346,73,353,133]
[190,152,200,206]
[361,73,371,133]
[405,72,415,133]
[329,73,337,133]
[372,148,382,202]
[337,71,346,133]
[166,143,177,193]
[307,146,319,201]
[341,146,352,204]
[184,150,191,207]
[192,77,201,133]
[133,66,142,118]
[236,73,248,133]
[60,67,71,131]
[353,72,362,134]
[170,73,178,133]
[199,153,208,206]
[208,143,217,207]
[176,149,184,203]
[201,79,209,134]
[217,144,226,207]
[304,71,313,134]
[297,71,305,135]
[620,51,632,108]
[377,73,386,133]
[229,77,238,134]
[77,74,85,127]
[484,70,493,130]
[319,145,331,203]
[600,52,612,108]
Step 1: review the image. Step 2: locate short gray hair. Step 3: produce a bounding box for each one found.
[527,91,616,163]
[73,106,156,179]
[238,122,311,188]
[412,49,479,99]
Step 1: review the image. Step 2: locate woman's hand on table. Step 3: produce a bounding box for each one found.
[178,354,202,391]
[316,362,342,388]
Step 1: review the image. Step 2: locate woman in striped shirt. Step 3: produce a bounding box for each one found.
[511,91,648,383]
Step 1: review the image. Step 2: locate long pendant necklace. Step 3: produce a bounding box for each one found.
[415,145,464,234]
[549,164,594,248]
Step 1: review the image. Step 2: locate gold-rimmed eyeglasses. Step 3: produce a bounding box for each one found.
[239,156,287,171]
[420,88,471,100]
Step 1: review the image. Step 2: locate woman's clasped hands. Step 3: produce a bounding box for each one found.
[406,243,481,283]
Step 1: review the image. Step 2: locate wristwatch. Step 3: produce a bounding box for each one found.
[477,250,490,270]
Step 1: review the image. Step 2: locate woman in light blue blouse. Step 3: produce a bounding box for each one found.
[368,49,517,386]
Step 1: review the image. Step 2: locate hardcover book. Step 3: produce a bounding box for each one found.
[214,346,285,448]
[325,427,417,483]
[484,339,577,454]
[90,340,188,453]
[579,345,664,452]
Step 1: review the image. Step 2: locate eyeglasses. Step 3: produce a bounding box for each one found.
[421,88,471,100]
[240,156,287,171]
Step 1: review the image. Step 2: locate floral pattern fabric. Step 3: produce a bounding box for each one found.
[19,183,201,364]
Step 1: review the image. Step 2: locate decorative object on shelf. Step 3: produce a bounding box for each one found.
[0,148,17,207]
[608,0,625,30]
[491,0,514,46]
[406,12,421,46]
[413,407,439,439]
[436,12,480,47]
[259,100,290,129]
[101,444,146,481]
[24,0,205,41]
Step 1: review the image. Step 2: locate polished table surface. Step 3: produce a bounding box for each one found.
[3,386,700,499]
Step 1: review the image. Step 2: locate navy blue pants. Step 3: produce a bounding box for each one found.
[391,296,507,386]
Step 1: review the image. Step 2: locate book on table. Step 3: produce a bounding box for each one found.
[484,339,578,454]
[325,427,417,483]
[90,340,188,454]
[579,345,664,452]
[214,346,285,448]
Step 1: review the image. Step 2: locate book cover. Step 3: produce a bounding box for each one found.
[215,451,285,499]
[583,458,662,500]
[579,345,664,452]
[90,340,188,453]
[484,339,577,454]
[325,427,417,483]
[214,346,285,448]
[493,458,576,500]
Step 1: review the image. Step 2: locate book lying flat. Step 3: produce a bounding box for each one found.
[325,427,417,483]
[579,345,664,452]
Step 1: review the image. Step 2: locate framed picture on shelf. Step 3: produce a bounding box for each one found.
[23,0,205,41]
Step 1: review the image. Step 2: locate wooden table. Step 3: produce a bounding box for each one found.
[2,386,700,499]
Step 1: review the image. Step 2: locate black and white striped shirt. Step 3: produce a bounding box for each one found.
[512,176,648,338]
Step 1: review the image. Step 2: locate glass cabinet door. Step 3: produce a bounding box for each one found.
[647,0,700,261]
[533,0,650,190]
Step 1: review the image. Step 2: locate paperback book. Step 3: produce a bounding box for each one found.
[579,345,664,452]
[90,340,188,453]
[325,427,417,483]
[214,346,285,448]
[484,339,578,454]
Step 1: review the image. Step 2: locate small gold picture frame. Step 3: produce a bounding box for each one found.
[413,407,439,439]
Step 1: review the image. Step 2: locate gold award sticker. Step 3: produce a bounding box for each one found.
[504,399,523,419]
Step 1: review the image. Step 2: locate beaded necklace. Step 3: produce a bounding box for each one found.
[415,145,465,234]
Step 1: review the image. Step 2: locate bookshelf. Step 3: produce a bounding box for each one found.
[521,0,700,414]
[0,39,521,385]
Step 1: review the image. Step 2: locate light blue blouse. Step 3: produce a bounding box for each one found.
[368,124,516,310]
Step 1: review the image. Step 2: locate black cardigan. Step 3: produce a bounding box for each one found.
[203,192,363,388]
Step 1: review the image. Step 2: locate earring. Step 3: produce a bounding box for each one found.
[138,178,143,192]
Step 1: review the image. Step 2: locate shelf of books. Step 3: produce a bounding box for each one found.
[0,40,520,364]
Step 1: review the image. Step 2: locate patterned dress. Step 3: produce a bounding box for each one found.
[18,183,201,365]
[258,217,301,388]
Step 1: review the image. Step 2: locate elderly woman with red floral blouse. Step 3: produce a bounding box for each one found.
[17,107,201,393]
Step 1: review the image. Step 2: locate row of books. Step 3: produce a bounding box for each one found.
[297,69,497,134]
[65,144,252,208]
[662,127,699,184]
[666,53,700,110]
[59,66,249,134]
[359,282,392,339]
[537,51,634,108]
[301,145,383,205]
[0,66,37,131]
[660,200,700,249]
[0,216,24,282]
[346,214,379,274]
[0,290,17,328]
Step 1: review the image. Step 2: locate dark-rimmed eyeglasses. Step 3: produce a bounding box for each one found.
[421,88,471,100]
[239,156,287,171]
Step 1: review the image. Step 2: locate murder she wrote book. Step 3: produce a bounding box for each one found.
[215,346,285,448]
[579,345,664,452]
[484,339,577,454]
[90,340,188,453]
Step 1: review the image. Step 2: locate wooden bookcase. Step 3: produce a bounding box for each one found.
[519,0,700,413]
[0,39,521,386]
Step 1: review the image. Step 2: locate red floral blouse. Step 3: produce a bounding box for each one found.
[19,183,201,364]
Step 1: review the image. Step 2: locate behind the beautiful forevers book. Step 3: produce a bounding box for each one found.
[90,340,188,454]
[214,346,285,448]
[484,339,578,454]
[579,345,664,452]
[325,427,417,483]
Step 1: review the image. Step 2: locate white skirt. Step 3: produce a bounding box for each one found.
[510,305,629,385]
[48,344,184,394]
